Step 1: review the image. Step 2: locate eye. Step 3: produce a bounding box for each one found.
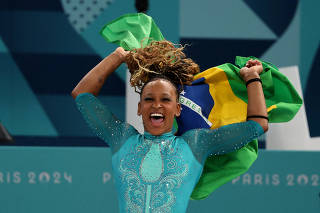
[162,97,171,102]
[144,97,153,102]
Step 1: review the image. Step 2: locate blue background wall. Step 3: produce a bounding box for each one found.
[0,0,319,212]
[0,0,319,139]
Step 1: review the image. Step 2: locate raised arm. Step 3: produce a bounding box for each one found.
[71,47,128,99]
[183,59,268,164]
[72,48,137,153]
[240,59,268,132]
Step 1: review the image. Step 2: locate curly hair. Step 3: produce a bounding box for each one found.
[125,40,200,93]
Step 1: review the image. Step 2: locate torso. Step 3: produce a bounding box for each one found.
[112,133,203,213]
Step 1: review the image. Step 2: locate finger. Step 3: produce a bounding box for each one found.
[240,67,249,73]
[246,60,253,68]
[252,60,261,65]
[250,60,257,65]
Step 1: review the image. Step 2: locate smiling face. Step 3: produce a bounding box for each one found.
[138,79,181,136]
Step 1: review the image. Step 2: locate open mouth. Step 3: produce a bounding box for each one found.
[150,113,165,126]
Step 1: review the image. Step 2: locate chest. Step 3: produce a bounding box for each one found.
[113,137,192,184]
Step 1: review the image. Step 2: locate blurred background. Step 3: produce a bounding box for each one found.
[0,0,319,212]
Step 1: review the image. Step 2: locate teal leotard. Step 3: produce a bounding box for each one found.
[76,93,264,213]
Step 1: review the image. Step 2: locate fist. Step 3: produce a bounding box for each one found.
[114,47,129,63]
[240,59,263,81]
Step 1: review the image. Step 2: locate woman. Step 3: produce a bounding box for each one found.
[71,41,268,213]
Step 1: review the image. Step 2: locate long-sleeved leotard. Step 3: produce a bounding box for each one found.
[76,93,264,213]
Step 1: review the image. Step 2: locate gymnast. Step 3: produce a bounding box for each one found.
[71,40,268,213]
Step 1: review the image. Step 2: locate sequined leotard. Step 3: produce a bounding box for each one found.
[76,93,264,213]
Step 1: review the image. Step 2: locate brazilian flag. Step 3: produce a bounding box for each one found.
[100,13,302,199]
[177,58,302,199]
[177,57,303,133]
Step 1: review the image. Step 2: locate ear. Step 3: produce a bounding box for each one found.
[137,102,141,116]
[175,103,181,117]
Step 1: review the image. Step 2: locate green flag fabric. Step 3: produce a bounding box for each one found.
[100,13,164,50]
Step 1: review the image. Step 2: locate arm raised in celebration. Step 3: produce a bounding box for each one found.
[71,47,128,99]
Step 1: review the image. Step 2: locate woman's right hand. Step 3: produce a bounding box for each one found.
[113,47,129,63]
[71,47,129,98]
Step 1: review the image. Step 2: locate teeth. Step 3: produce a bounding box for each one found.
[151,113,164,117]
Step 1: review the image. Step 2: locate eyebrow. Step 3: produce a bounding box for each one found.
[144,92,171,96]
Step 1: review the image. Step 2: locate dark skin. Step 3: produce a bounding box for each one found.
[138,79,181,135]
[72,47,268,134]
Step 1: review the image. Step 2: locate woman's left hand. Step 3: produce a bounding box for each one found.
[240,59,268,132]
[240,59,263,82]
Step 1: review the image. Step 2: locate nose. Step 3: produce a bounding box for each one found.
[152,100,162,108]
